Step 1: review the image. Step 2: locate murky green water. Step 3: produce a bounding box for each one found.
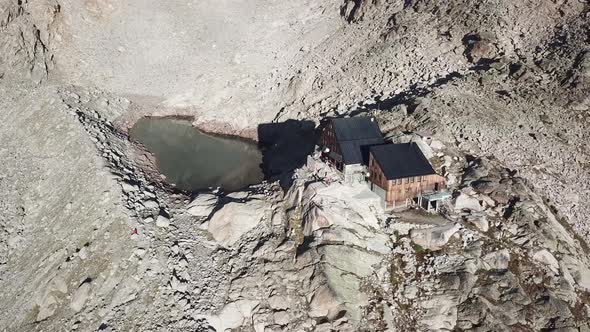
[129,117,263,191]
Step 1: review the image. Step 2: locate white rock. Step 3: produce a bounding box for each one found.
[187,194,218,218]
[570,264,590,291]
[171,243,179,255]
[36,294,57,322]
[268,296,290,310]
[254,323,266,332]
[274,311,291,326]
[134,248,146,258]
[142,200,159,210]
[70,281,92,313]
[430,140,445,150]
[482,249,510,271]
[403,284,419,299]
[481,195,496,208]
[469,215,489,232]
[170,275,187,293]
[200,300,258,331]
[410,224,461,250]
[447,174,458,186]
[442,155,453,168]
[533,249,560,274]
[412,136,434,159]
[308,285,346,321]
[420,296,458,330]
[454,194,483,212]
[109,279,139,308]
[121,182,139,193]
[78,247,88,260]
[156,215,170,228]
[207,200,268,246]
[271,208,285,226]
[49,277,68,294]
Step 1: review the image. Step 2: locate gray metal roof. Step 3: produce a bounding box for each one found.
[370,143,436,179]
[330,117,384,165]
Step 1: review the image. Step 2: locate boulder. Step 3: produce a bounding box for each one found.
[570,264,590,291]
[308,285,346,322]
[156,215,170,228]
[410,224,461,250]
[207,200,268,246]
[482,249,510,271]
[430,139,445,150]
[419,296,458,331]
[533,249,560,274]
[302,205,333,234]
[142,200,159,210]
[268,296,290,310]
[35,294,57,322]
[464,35,498,64]
[70,281,92,313]
[412,136,434,159]
[454,194,483,212]
[201,300,259,332]
[469,215,489,232]
[273,311,291,326]
[186,194,218,219]
[120,181,139,193]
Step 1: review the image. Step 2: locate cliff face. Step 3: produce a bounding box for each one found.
[1,0,589,331]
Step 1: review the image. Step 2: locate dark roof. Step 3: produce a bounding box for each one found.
[340,137,386,165]
[370,143,436,180]
[330,117,384,165]
[332,117,382,141]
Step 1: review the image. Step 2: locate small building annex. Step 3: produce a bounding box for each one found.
[319,117,384,184]
[368,143,448,210]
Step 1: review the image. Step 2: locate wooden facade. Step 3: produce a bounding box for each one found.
[319,123,343,170]
[368,152,446,208]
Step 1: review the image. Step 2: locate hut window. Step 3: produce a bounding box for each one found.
[410,177,415,183]
[418,176,422,183]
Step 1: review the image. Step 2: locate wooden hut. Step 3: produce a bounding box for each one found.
[319,117,384,184]
[368,143,446,209]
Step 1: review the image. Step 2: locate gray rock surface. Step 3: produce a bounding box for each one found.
[207,200,269,246]
[1,0,589,331]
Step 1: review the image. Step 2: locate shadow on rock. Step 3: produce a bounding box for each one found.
[258,120,317,189]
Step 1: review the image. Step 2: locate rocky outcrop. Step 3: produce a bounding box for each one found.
[0,0,61,83]
[410,223,460,251]
[186,194,218,219]
[386,157,590,331]
[199,163,393,331]
[207,200,270,246]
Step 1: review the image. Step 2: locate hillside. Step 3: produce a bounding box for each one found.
[1,0,589,331]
